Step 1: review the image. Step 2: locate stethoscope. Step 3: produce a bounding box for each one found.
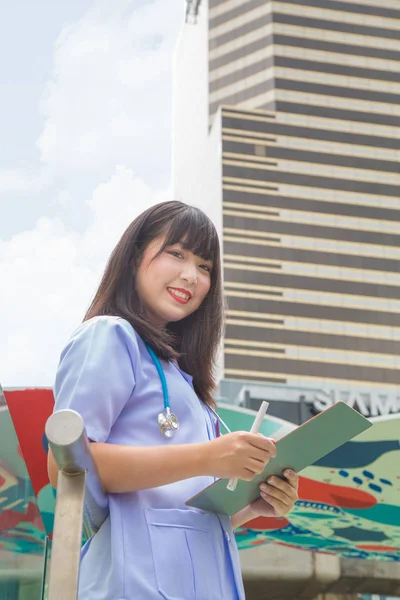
[145,343,232,438]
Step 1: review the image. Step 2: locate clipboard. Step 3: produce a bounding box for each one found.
[186,402,372,516]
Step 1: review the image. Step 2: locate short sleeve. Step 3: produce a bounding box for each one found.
[54,317,136,443]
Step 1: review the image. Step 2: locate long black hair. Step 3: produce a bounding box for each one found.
[84,201,225,406]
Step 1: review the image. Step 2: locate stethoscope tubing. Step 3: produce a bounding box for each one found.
[146,343,171,410]
[145,342,231,437]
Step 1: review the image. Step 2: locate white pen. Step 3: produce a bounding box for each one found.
[227,401,270,492]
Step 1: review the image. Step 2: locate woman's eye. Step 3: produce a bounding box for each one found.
[199,264,212,273]
[168,250,183,259]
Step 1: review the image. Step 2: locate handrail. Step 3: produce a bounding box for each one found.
[45,409,108,600]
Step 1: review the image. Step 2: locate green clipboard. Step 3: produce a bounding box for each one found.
[186,402,372,516]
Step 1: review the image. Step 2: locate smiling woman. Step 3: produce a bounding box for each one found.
[48,200,297,600]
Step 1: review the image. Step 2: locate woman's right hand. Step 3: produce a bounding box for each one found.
[204,432,276,481]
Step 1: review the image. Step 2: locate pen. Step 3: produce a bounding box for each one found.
[227,401,270,492]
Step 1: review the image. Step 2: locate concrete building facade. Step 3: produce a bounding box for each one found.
[174,0,400,419]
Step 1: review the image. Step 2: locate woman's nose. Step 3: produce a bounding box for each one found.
[180,263,197,283]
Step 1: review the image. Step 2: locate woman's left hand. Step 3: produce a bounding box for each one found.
[249,469,299,518]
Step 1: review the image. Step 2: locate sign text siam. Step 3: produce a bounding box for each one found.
[312,388,400,418]
[218,379,400,422]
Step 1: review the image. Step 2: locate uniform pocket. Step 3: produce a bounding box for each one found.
[145,508,223,600]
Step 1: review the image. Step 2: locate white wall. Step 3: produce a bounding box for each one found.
[195,108,223,237]
[172,2,224,381]
[198,111,224,382]
[172,0,223,238]
[172,0,209,207]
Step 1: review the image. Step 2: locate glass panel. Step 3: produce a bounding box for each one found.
[40,536,51,600]
[0,386,48,600]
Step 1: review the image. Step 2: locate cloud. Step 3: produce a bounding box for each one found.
[0,166,170,387]
[37,0,183,187]
[0,167,51,194]
[1,1,182,386]
[1,1,183,238]
[82,165,171,267]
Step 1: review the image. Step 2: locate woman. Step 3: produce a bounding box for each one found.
[48,201,298,599]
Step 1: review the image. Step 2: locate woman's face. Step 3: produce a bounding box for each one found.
[135,236,213,326]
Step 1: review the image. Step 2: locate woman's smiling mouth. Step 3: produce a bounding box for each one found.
[167,287,192,304]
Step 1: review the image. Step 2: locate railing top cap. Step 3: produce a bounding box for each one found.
[45,409,85,446]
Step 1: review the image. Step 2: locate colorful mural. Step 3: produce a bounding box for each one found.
[1,388,399,564]
[222,406,400,561]
[0,387,48,586]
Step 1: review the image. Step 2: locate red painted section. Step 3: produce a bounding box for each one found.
[0,501,44,532]
[4,388,54,495]
[245,516,289,531]
[298,476,377,509]
[357,544,398,552]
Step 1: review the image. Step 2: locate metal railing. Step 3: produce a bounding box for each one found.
[45,410,108,600]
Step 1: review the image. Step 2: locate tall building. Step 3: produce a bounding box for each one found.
[208,0,400,120]
[173,0,400,421]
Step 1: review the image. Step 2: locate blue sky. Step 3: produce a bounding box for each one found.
[1,0,184,385]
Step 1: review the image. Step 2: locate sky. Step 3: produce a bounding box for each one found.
[0,0,184,386]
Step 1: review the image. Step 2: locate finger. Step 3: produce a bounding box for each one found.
[283,469,299,488]
[269,477,298,503]
[260,491,287,517]
[266,475,296,496]
[242,468,257,481]
[248,435,277,457]
[260,482,292,506]
[240,461,270,481]
[247,457,268,475]
[249,447,273,464]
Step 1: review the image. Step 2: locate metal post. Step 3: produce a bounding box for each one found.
[45,409,108,600]
[47,470,86,600]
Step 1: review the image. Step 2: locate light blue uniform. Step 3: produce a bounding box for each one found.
[54,316,245,600]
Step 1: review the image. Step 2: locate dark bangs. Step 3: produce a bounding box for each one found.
[158,205,219,264]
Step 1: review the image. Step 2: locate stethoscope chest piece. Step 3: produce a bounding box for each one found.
[158,409,179,438]
[145,342,231,439]
[145,342,181,439]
